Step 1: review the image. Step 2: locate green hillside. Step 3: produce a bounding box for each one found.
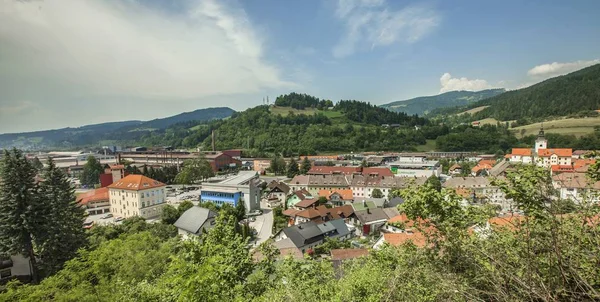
[380,89,505,115]
[472,64,600,122]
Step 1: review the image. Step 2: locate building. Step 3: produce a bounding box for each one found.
[283,204,355,226]
[537,149,573,167]
[443,177,511,210]
[318,189,354,206]
[200,171,260,213]
[553,172,600,204]
[266,181,290,207]
[253,159,271,173]
[350,175,427,199]
[449,164,462,175]
[222,149,243,159]
[173,206,218,239]
[108,174,167,219]
[0,255,31,284]
[203,152,241,172]
[397,153,427,163]
[286,189,314,208]
[99,164,126,187]
[471,159,497,176]
[373,232,427,249]
[77,187,110,215]
[273,219,352,254]
[507,128,572,168]
[387,160,441,178]
[289,174,350,196]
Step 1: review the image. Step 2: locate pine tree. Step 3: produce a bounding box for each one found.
[81,156,103,187]
[286,158,299,178]
[300,157,312,174]
[37,158,87,276]
[0,149,44,283]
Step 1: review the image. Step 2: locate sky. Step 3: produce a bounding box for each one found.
[1,0,600,133]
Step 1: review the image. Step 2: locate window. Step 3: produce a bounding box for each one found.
[1,268,11,279]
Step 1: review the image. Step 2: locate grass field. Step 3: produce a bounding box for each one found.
[416,139,437,151]
[458,106,489,115]
[269,106,343,118]
[511,117,600,137]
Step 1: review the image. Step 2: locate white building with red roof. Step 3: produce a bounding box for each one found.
[108,174,166,219]
[506,127,572,168]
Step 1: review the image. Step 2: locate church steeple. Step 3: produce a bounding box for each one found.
[535,125,547,153]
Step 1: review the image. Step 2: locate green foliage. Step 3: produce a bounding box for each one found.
[175,154,214,184]
[160,204,180,225]
[80,156,103,186]
[371,188,384,198]
[269,156,286,175]
[272,206,288,233]
[425,175,442,192]
[37,158,87,276]
[30,157,43,172]
[286,157,299,178]
[300,157,312,174]
[335,100,426,126]
[435,124,518,153]
[274,92,329,109]
[313,237,351,255]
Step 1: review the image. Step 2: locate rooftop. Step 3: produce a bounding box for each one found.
[108,174,165,191]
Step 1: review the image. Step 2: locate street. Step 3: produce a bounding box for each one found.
[248,202,274,248]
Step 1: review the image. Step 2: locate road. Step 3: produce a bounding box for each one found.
[248,202,274,248]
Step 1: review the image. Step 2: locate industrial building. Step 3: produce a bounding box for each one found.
[200,171,261,213]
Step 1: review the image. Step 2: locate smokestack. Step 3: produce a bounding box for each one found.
[211,130,216,152]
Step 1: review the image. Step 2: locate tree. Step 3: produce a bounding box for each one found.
[286,158,300,178]
[371,188,384,198]
[360,159,368,168]
[178,200,194,216]
[81,156,103,187]
[425,175,442,192]
[31,157,44,172]
[161,204,180,225]
[0,149,44,283]
[37,158,87,276]
[300,157,312,174]
[269,156,286,175]
[175,155,214,185]
[317,196,328,205]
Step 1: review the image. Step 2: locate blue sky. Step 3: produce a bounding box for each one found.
[1,0,599,132]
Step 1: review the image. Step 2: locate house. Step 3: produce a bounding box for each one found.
[266,181,290,207]
[573,159,596,172]
[307,166,394,177]
[173,206,218,239]
[331,249,369,274]
[318,189,354,206]
[253,159,271,173]
[108,174,167,219]
[77,187,110,215]
[387,160,442,178]
[471,159,496,176]
[572,150,594,159]
[552,172,600,204]
[286,204,355,226]
[273,219,353,254]
[0,255,31,284]
[290,174,350,196]
[352,206,389,237]
[551,165,575,174]
[350,175,427,199]
[507,127,573,168]
[507,148,533,164]
[443,177,511,211]
[537,149,573,168]
[449,164,462,175]
[286,189,314,208]
[373,232,427,249]
[200,171,261,213]
[381,213,428,234]
[99,164,127,187]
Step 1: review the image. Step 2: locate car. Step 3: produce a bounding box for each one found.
[83,221,94,229]
[101,213,113,219]
[249,217,256,222]
[114,217,125,222]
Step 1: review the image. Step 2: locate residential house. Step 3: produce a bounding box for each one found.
[331,249,369,275]
[77,187,110,215]
[286,189,314,208]
[553,172,600,204]
[507,127,572,168]
[443,176,511,210]
[283,204,355,226]
[273,219,352,254]
[351,203,389,237]
[266,181,290,207]
[307,166,394,177]
[0,255,31,284]
[373,232,427,250]
[173,206,218,239]
[350,175,427,199]
[471,159,496,176]
[253,159,271,173]
[290,174,350,196]
[318,189,354,206]
[537,149,573,168]
[108,174,167,219]
[449,164,462,175]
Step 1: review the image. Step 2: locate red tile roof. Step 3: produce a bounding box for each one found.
[295,208,322,219]
[109,164,125,170]
[573,159,595,170]
[551,165,574,173]
[107,174,165,191]
[307,166,394,177]
[330,249,369,261]
[511,148,532,156]
[383,232,427,247]
[295,198,318,209]
[538,148,572,157]
[76,187,109,205]
[282,208,301,217]
[318,189,354,200]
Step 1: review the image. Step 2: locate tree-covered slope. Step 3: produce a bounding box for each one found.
[473,64,600,121]
[380,89,505,115]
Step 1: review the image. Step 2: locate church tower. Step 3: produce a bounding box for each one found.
[535,126,547,153]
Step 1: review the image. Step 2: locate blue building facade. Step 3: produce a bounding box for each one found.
[200,190,242,207]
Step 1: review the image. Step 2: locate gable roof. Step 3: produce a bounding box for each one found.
[318,189,354,200]
[295,198,319,209]
[553,172,600,189]
[268,181,290,194]
[351,200,377,212]
[282,221,324,247]
[107,174,165,191]
[76,187,109,205]
[511,148,532,156]
[382,232,427,247]
[296,208,322,219]
[355,208,389,224]
[449,164,462,171]
[174,206,218,234]
[538,148,573,157]
[282,208,301,217]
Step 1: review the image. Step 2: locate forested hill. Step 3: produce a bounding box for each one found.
[380,89,505,115]
[470,64,600,121]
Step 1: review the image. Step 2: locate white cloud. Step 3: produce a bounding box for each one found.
[0,0,293,103]
[527,59,600,79]
[332,0,439,58]
[439,73,492,93]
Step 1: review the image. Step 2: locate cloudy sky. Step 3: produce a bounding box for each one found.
[1,0,599,133]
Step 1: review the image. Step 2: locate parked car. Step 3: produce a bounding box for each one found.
[83,221,94,229]
[114,217,125,222]
[101,213,113,219]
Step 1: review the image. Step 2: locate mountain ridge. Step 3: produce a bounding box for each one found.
[380,89,505,115]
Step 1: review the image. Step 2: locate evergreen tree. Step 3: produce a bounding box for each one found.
[286,158,299,178]
[31,157,44,172]
[142,165,149,176]
[81,156,103,187]
[371,188,384,198]
[37,158,87,276]
[0,149,44,283]
[300,157,312,174]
